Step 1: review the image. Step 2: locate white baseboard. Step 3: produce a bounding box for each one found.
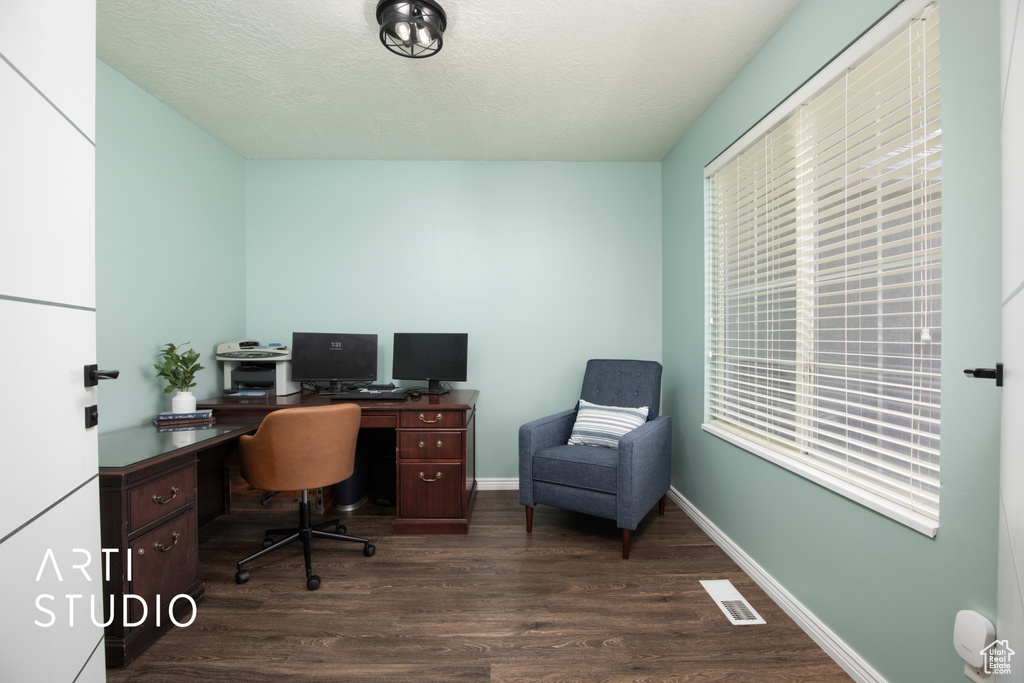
[476,478,519,491]
[667,487,886,683]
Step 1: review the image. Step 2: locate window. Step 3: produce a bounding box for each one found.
[703,0,941,536]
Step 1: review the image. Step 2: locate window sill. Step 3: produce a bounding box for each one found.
[701,422,939,538]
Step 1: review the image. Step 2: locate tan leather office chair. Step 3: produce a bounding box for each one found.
[234,403,376,591]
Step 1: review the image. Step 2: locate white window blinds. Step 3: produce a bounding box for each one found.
[704,0,941,535]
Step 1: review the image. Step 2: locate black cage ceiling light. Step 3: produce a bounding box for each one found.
[376,0,447,59]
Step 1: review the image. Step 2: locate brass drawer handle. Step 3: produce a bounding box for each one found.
[418,440,444,449]
[154,531,180,552]
[152,486,179,505]
[418,471,443,483]
[419,412,444,424]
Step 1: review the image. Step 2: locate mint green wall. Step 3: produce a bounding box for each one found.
[96,60,247,431]
[661,1,1002,681]
[244,160,663,479]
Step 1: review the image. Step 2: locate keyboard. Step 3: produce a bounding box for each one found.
[330,389,407,401]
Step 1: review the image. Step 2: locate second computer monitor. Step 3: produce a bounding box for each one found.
[291,332,377,393]
[392,333,468,394]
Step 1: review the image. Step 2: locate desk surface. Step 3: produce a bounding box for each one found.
[98,420,259,470]
[99,390,479,471]
[198,389,478,414]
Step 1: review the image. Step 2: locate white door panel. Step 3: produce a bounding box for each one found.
[0,300,97,540]
[0,64,95,308]
[1,0,102,676]
[77,645,107,683]
[0,0,96,138]
[998,0,1024,677]
[1000,291,1024,568]
[0,481,106,680]
[1003,0,1024,298]
[997,260,1024,641]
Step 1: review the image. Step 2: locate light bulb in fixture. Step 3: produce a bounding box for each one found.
[376,0,447,58]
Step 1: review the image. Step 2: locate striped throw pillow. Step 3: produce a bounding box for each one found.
[567,399,649,448]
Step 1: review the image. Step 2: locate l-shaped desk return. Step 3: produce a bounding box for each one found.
[98,389,477,666]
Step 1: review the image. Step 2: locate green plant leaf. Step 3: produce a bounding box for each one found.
[154,341,204,393]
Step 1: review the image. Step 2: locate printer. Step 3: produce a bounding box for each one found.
[216,340,300,396]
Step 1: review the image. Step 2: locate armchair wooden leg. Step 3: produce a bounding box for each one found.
[622,529,631,560]
[525,506,533,533]
[659,494,666,516]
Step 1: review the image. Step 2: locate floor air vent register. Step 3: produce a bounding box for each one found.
[700,579,766,626]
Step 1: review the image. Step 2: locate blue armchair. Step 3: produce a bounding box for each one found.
[519,359,671,558]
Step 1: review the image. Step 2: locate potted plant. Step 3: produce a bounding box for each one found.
[154,342,204,413]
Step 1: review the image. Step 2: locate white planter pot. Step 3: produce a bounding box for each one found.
[171,390,197,414]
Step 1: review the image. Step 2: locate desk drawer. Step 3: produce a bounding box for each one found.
[360,414,397,429]
[397,463,463,518]
[400,410,463,430]
[129,467,195,533]
[398,431,463,461]
[128,507,199,628]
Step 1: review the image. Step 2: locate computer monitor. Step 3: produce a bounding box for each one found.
[392,333,468,395]
[290,332,377,393]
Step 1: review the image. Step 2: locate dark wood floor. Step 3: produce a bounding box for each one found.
[106,491,851,682]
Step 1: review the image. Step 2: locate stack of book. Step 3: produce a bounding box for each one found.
[152,409,215,431]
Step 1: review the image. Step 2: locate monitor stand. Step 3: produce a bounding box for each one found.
[420,380,450,395]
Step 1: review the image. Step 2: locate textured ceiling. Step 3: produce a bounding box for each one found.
[96,0,803,161]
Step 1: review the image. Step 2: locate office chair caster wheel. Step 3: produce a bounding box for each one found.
[235,570,249,584]
[336,524,347,535]
[363,544,376,557]
[307,575,321,591]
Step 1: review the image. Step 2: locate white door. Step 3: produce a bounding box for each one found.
[998,0,1024,679]
[0,0,106,680]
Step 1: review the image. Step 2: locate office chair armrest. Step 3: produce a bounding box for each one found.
[518,409,577,506]
[616,415,672,530]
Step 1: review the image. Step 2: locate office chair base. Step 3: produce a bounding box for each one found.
[261,519,347,548]
[235,493,375,590]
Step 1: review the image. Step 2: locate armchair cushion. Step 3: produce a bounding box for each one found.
[533,444,618,494]
[567,399,649,448]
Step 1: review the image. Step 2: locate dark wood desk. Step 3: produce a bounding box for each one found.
[98,420,260,667]
[98,390,478,666]
[197,390,479,534]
